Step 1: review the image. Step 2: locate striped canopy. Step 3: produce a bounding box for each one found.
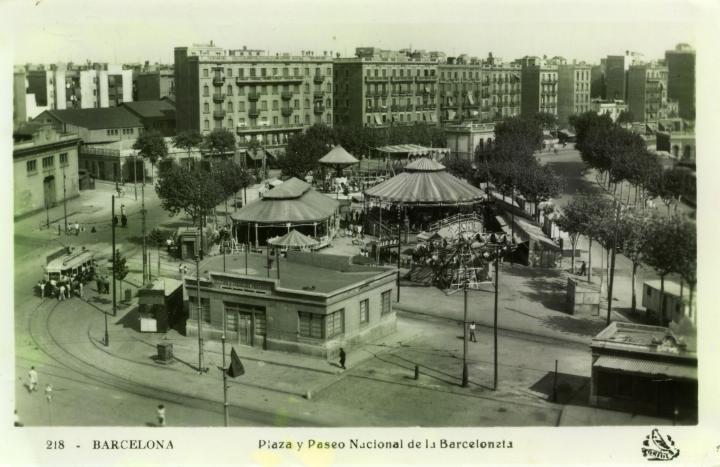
[364,157,486,206]
[319,145,359,166]
[231,178,339,224]
[268,229,319,248]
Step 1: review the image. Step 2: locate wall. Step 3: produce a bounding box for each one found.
[520,67,539,116]
[604,56,625,101]
[626,67,646,122]
[14,136,80,218]
[665,51,695,120]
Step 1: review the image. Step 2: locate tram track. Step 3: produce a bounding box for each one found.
[24,299,320,427]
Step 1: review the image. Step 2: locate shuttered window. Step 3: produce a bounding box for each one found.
[381,290,392,315]
[326,309,344,338]
[359,299,369,324]
[299,312,324,339]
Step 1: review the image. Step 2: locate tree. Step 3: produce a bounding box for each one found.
[569,111,613,152]
[155,162,226,257]
[493,115,543,159]
[516,163,563,222]
[676,219,697,320]
[279,124,336,179]
[132,130,168,181]
[533,112,558,131]
[112,249,129,299]
[173,129,203,159]
[204,128,236,158]
[615,210,644,313]
[212,159,252,225]
[556,193,611,275]
[443,158,476,183]
[642,215,690,324]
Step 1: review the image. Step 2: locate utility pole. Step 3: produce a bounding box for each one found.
[396,204,401,302]
[112,196,117,318]
[461,242,469,387]
[133,157,138,201]
[607,201,621,325]
[493,244,500,391]
[142,182,147,285]
[62,165,68,233]
[196,255,205,373]
[221,298,229,426]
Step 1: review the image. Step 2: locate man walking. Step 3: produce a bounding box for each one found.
[156,404,166,427]
[44,384,53,403]
[339,348,346,370]
[469,321,477,343]
[27,367,38,392]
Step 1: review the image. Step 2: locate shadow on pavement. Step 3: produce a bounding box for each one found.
[530,371,590,405]
[117,307,140,331]
[541,315,606,337]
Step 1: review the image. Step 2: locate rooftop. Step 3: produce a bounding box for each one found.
[592,321,697,358]
[41,107,143,130]
[192,251,393,295]
[120,100,175,120]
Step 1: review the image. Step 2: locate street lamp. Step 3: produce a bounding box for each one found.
[195,254,205,374]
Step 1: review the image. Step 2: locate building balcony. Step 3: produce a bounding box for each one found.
[212,93,226,103]
[380,90,389,97]
[236,123,305,134]
[281,91,293,100]
[416,75,437,83]
[365,76,388,83]
[248,109,260,119]
[248,92,260,101]
[213,76,226,86]
[541,79,557,84]
[313,74,324,84]
[235,76,303,85]
[313,90,324,100]
[391,76,414,83]
[213,110,226,119]
[281,107,293,117]
[314,104,325,114]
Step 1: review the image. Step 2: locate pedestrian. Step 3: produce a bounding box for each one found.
[113,216,119,227]
[78,282,84,300]
[339,347,346,370]
[14,410,22,427]
[58,284,66,301]
[121,214,128,228]
[28,366,38,392]
[179,264,184,276]
[74,221,80,235]
[39,280,46,299]
[45,384,53,403]
[156,404,166,427]
[579,261,586,276]
[469,321,477,343]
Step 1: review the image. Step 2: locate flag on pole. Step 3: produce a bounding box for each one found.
[227,347,245,378]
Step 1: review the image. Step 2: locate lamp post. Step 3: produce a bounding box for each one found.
[142,181,147,284]
[493,243,500,391]
[62,164,68,233]
[221,295,229,426]
[112,195,117,318]
[461,242,469,387]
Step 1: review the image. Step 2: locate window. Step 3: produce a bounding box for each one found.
[294,99,299,109]
[204,120,210,130]
[59,153,68,166]
[227,85,233,96]
[203,69,209,78]
[204,102,210,113]
[203,85,209,96]
[359,299,369,324]
[304,99,310,109]
[189,297,211,323]
[238,101,245,112]
[225,308,237,331]
[26,159,37,174]
[326,309,344,338]
[381,290,392,314]
[228,118,233,128]
[42,156,54,169]
[260,100,267,111]
[272,100,278,110]
[294,115,300,124]
[228,101,234,112]
[227,68,233,78]
[298,312,324,339]
[273,116,278,125]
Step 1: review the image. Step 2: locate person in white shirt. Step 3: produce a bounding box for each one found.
[469,321,477,343]
[156,404,166,427]
[28,367,38,392]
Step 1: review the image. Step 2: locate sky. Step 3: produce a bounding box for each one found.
[3,0,710,66]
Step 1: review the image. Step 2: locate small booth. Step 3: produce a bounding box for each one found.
[138,278,185,333]
[175,227,208,260]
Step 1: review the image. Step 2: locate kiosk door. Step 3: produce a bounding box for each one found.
[238,312,253,345]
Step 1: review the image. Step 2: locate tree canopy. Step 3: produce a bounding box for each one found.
[173,129,203,156]
[204,128,236,157]
[133,130,168,166]
[154,161,225,225]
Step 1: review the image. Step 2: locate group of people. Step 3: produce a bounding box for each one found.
[38,266,95,300]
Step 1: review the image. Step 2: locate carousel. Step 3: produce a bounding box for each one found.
[362,157,488,296]
[231,177,340,249]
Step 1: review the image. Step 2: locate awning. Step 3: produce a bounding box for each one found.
[448,110,456,121]
[471,110,479,117]
[424,86,430,93]
[430,113,437,123]
[374,114,383,125]
[467,92,474,105]
[594,356,697,381]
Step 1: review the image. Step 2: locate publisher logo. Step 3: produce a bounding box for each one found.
[642,429,679,461]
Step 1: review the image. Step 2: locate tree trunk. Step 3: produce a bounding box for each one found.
[606,243,617,325]
[224,198,229,227]
[631,262,638,313]
[570,237,577,274]
[587,237,593,282]
[688,283,695,323]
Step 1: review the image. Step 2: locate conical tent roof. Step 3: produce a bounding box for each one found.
[319,145,359,166]
[364,157,486,206]
[268,229,319,248]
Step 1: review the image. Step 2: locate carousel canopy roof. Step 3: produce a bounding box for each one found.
[376,144,450,156]
[319,145,358,165]
[268,229,319,248]
[364,157,486,206]
[231,178,339,224]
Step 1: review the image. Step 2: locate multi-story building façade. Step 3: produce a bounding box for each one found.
[557,62,592,127]
[626,61,670,122]
[333,47,440,128]
[175,42,334,154]
[519,56,558,117]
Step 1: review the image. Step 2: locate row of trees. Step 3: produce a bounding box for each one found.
[277,123,447,179]
[558,193,696,322]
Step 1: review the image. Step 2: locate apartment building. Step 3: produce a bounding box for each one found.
[557,63,592,127]
[626,61,669,122]
[135,67,176,101]
[665,43,695,120]
[438,57,485,124]
[486,60,522,121]
[175,42,334,152]
[520,57,558,117]
[333,47,439,128]
[25,63,133,111]
[604,55,626,101]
